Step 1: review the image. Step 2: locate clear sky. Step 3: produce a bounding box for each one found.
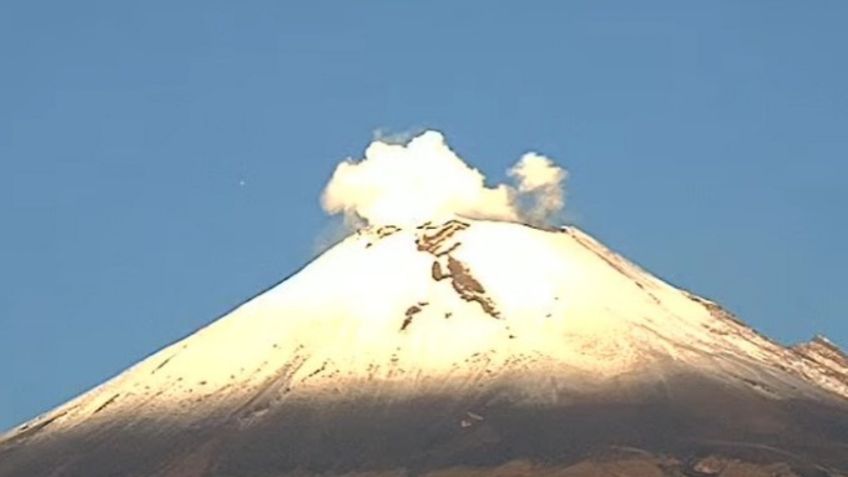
[1,2,846,431]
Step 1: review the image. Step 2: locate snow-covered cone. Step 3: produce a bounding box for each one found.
[2,219,847,476]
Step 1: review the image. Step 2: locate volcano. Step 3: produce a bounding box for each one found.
[2,219,847,476]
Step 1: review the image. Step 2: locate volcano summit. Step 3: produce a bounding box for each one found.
[2,132,847,476]
[2,218,847,476]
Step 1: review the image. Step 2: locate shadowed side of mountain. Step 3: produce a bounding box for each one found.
[1,372,847,477]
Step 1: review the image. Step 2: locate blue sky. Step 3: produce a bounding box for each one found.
[1,2,846,430]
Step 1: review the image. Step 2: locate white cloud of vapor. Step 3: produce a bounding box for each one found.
[321,130,567,227]
[509,153,567,225]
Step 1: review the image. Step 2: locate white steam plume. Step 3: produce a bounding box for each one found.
[321,130,566,227]
[509,153,567,224]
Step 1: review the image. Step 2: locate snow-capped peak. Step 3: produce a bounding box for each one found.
[4,219,847,446]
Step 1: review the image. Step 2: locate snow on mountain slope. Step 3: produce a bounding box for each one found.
[4,218,846,450]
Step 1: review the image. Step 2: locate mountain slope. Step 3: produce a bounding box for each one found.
[2,219,847,476]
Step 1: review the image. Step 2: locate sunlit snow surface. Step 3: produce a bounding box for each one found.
[5,219,846,448]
